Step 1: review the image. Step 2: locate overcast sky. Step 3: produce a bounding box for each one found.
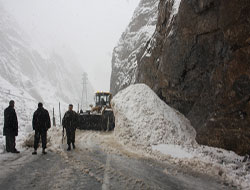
[1,0,140,92]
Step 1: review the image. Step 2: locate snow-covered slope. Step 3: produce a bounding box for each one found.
[0,75,37,153]
[0,3,94,152]
[110,0,159,95]
[0,3,93,105]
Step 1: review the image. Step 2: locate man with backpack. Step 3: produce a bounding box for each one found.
[32,102,51,155]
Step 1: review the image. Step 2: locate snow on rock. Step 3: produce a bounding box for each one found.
[110,0,159,95]
[110,0,183,95]
[111,83,197,147]
[169,0,182,25]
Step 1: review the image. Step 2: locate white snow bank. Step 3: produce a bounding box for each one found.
[111,84,197,147]
[153,144,250,189]
[22,126,63,151]
[152,144,194,159]
[111,83,250,189]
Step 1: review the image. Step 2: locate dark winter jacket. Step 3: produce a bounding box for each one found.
[62,110,79,131]
[3,106,18,136]
[32,108,51,131]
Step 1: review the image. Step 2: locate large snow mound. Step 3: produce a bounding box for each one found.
[111,84,197,147]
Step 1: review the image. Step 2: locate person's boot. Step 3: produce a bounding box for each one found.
[12,149,20,154]
[67,144,71,151]
[32,150,37,155]
[72,143,76,149]
[42,148,47,155]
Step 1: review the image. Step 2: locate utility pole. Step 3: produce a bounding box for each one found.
[53,107,56,127]
[81,72,88,111]
[59,102,62,126]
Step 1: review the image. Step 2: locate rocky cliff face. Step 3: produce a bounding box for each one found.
[136,0,250,155]
[111,0,250,155]
[110,0,159,95]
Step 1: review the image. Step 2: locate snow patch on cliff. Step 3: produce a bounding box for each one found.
[171,0,182,20]
[142,0,182,58]
[110,0,159,94]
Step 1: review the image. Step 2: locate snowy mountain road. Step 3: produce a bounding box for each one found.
[0,131,236,190]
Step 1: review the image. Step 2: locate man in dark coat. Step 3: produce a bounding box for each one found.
[32,102,51,155]
[3,100,20,153]
[62,104,78,151]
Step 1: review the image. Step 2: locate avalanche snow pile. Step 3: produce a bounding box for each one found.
[112,84,250,189]
[111,84,197,147]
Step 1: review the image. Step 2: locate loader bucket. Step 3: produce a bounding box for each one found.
[78,110,115,131]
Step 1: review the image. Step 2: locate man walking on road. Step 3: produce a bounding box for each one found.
[62,104,78,151]
[32,102,51,155]
[3,100,20,153]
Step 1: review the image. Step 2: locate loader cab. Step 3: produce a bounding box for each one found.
[95,92,112,108]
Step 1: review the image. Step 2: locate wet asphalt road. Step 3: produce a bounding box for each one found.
[0,135,237,190]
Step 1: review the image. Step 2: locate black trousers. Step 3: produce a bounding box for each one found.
[66,128,76,145]
[5,135,16,152]
[34,130,47,150]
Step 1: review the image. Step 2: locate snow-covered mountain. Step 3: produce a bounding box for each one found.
[0,3,93,106]
[0,3,94,151]
[110,0,159,95]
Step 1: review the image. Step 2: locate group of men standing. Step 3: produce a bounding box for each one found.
[3,100,79,154]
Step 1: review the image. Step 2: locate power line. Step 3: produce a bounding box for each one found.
[0,88,36,102]
[0,87,61,107]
